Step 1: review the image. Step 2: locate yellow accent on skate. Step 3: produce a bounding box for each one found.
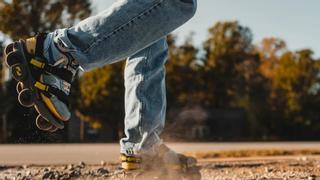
[121,155,141,163]
[25,37,37,55]
[122,162,141,171]
[35,81,49,91]
[38,76,67,121]
[120,154,142,170]
[30,59,45,69]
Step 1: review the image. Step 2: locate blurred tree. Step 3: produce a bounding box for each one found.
[0,0,91,39]
[166,34,200,107]
[258,38,287,79]
[265,49,320,139]
[77,63,125,141]
[203,21,263,108]
[0,45,12,110]
[202,21,271,138]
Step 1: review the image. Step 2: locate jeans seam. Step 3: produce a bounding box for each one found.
[83,0,164,54]
[139,48,151,133]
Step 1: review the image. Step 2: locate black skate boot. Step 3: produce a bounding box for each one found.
[120,144,201,180]
[4,33,78,132]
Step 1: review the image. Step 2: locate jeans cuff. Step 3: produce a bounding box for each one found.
[120,134,163,156]
[51,28,89,70]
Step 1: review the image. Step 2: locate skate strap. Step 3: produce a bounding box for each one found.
[34,81,69,106]
[35,33,47,58]
[25,33,47,58]
[30,59,73,83]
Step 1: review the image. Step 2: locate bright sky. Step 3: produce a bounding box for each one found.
[92,0,320,58]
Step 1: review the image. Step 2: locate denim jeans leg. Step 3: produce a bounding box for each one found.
[120,38,168,155]
[44,0,197,70]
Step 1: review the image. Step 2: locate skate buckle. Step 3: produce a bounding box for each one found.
[30,59,45,69]
[34,81,49,92]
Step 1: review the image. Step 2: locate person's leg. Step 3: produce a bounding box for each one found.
[120,38,168,156]
[120,39,199,179]
[45,0,197,70]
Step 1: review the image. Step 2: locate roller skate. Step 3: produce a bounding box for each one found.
[120,144,201,180]
[4,33,78,132]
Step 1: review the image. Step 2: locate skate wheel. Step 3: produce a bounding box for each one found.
[16,82,24,93]
[48,126,59,133]
[36,115,54,131]
[18,89,34,107]
[11,63,27,81]
[4,43,14,56]
[5,51,23,67]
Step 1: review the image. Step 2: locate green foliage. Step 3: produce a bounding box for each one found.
[203,21,261,108]
[0,0,91,39]
[76,63,125,139]
[166,34,201,107]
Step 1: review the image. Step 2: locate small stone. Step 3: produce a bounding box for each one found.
[97,168,109,175]
[21,176,29,180]
[67,164,74,171]
[42,171,53,179]
[25,171,31,176]
[43,168,50,172]
[265,167,273,173]
[70,169,81,177]
[22,165,28,169]
[100,160,106,166]
[79,161,86,168]
[308,175,316,180]
[54,173,60,179]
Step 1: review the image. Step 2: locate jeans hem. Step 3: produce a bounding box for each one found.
[52,29,89,69]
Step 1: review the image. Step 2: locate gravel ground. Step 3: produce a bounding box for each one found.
[0,157,320,180]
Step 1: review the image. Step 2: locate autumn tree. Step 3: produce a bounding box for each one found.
[77,63,125,141]
[203,21,263,109]
[263,48,320,139]
[166,34,200,107]
[0,0,91,39]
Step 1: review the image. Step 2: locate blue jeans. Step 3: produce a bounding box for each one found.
[46,0,197,155]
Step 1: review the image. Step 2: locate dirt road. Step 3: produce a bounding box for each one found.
[1,142,320,165]
[0,156,319,179]
[1,143,320,179]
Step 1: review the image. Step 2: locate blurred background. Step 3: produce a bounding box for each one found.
[0,0,319,143]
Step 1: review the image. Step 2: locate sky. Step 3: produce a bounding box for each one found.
[92,0,320,57]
